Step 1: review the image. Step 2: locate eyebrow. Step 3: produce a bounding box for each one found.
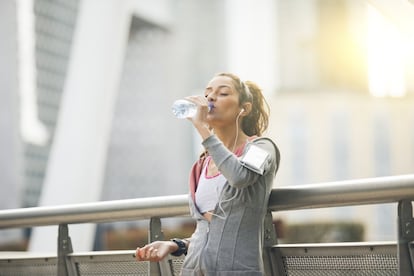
[205,84,232,90]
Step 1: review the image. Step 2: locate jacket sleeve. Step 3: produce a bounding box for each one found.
[201,135,279,189]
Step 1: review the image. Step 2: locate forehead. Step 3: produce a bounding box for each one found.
[206,76,235,89]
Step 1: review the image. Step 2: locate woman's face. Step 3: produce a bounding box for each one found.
[204,76,241,127]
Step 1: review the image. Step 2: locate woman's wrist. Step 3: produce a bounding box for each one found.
[170,238,188,256]
[194,122,213,140]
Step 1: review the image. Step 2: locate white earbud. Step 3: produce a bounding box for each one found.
[239,108,245,115]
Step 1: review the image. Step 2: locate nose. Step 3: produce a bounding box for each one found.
[206,92,216,102]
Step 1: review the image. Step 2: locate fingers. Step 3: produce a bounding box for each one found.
[185,96,210,125]
[135,247,144,261]
[185,95,208,107]
[146,247,159,261]
[135,245,161,262]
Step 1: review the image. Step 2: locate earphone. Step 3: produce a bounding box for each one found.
[232,108,245,152]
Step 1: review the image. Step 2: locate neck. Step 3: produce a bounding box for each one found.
[213,126,248,152]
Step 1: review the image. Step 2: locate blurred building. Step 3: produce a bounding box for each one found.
[0,0,22,246]
[0,0,413,250]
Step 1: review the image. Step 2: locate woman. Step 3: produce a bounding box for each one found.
[135,72,280,275]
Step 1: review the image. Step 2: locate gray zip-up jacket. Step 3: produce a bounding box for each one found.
[181,135,280,276]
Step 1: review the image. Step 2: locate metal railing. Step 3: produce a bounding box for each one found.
[1,174,413,229]
[0,174,413,275]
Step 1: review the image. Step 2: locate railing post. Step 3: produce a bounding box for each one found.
[263,210,282,276]
[148,217,173,276]
[57,224,76,276]
[397,200,414,276]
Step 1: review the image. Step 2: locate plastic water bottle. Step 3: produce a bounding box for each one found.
[171,99,197,119]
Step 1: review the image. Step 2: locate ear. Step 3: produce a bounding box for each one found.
[240,102,252,116]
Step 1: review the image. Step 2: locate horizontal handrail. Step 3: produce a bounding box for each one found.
[0,195,189,229]
[0,174,413,229]
[269,174,414,211]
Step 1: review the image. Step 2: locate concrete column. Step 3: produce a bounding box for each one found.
[0,0,23,245]
[29,0,132,252]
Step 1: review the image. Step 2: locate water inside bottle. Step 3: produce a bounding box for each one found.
[171,99,197,119]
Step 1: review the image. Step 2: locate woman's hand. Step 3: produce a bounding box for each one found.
[185,95,213,140]
[135,241,177,262]
[185,95,209,122]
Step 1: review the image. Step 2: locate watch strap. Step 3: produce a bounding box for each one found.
[170,238,187,256]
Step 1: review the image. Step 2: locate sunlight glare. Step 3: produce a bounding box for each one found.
[366,4,406,97]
